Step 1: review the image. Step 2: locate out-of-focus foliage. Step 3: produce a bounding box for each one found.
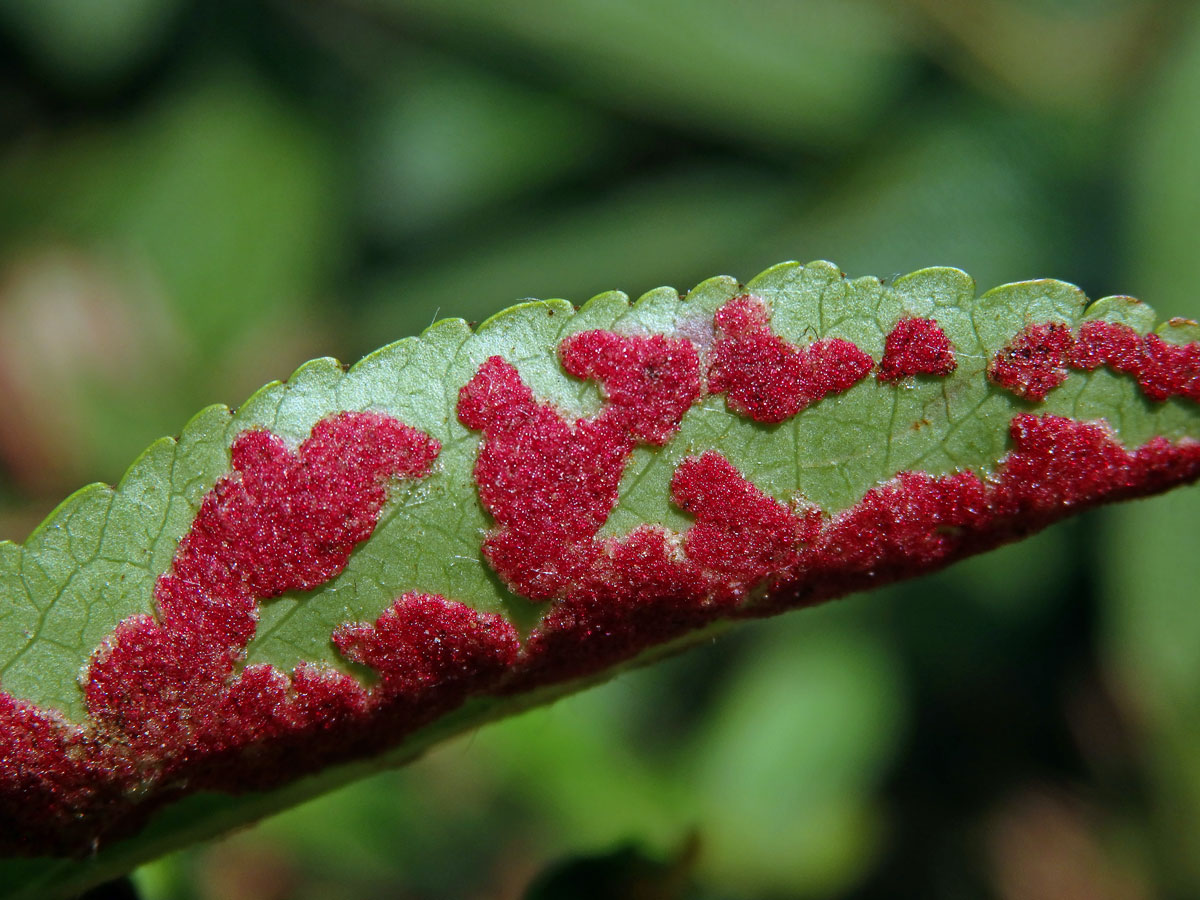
[1105,8,1200,894]
[0,1,1196,898]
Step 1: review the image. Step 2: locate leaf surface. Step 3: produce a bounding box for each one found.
[2,260,1200,898]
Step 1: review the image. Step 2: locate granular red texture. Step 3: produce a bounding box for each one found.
[672,451,818,600]
[509,452,816,687]
[2,411,448,856]
[559,330,702,444]
[987,323,1076,400]
[1068,320,1143,375]
[991,413,1141,515]
[511,528,715,687]
[989,320,1200,404]
[458,331,700,599]
[1068,320,1200,403]
[87,411,440,757]
[205,599,520,795]
[876,317,957,382]
[11,314,1200,859]
[803,470,990,594]
[333,593,520,698]
[86,617,234,759]
[459,329,817,685]
[751,414,1200,614]
[462,325,1199,691]
[156,413,440,647]
[0,693,133,856]
[458,355,635,598]
[709,295,874,423]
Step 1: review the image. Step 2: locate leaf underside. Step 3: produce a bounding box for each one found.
[3,260,1200,899]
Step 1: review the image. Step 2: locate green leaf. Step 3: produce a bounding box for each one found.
[2,260,1200,898]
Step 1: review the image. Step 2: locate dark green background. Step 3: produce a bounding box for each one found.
[2,1,1199,897]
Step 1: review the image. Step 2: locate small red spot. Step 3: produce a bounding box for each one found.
[877,317,957,382]
[988,323,1076,401]
[709,295,874,424]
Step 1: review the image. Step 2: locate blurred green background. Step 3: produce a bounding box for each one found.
[2,1,1199,898]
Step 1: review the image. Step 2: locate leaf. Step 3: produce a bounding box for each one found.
[3,260,1200,898]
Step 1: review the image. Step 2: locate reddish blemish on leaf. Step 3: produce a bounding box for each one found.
[457,332,701,600]
[333,593,520,699]
[87,412,441,753]
[152,413,443,649]
[462,319,1200,686]
[511,451,813,686]
[757,414,1200,611]
[458,328,816,684]
[1068,320,1200,403]
[0,696,130,857]
[201,595,519,792]
[1,411,454,855]
[559,329,703,444]
[7,286,1200,864]
[987,322,1076,400]
[709,294,874,423]
[990,320,1200,403]
[876,317,957,382]
[672,451,817,601]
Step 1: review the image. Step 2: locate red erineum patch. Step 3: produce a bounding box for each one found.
[560,329,704,444]
[1068,320,1200,403]
[87,412,441,754]
[672,451,817,601]
[754,413,1200,612]
[458,331,701,599]
[709,294,874,423]
[990,319,1200,404]
[458,327,816,684]
[0,411,459,855]
[0,695,131,857]
[877,317,957,382]
[511,451,815,686]
[333,593,520,699]
[987,322,1076,400]
[201,594,519,790]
